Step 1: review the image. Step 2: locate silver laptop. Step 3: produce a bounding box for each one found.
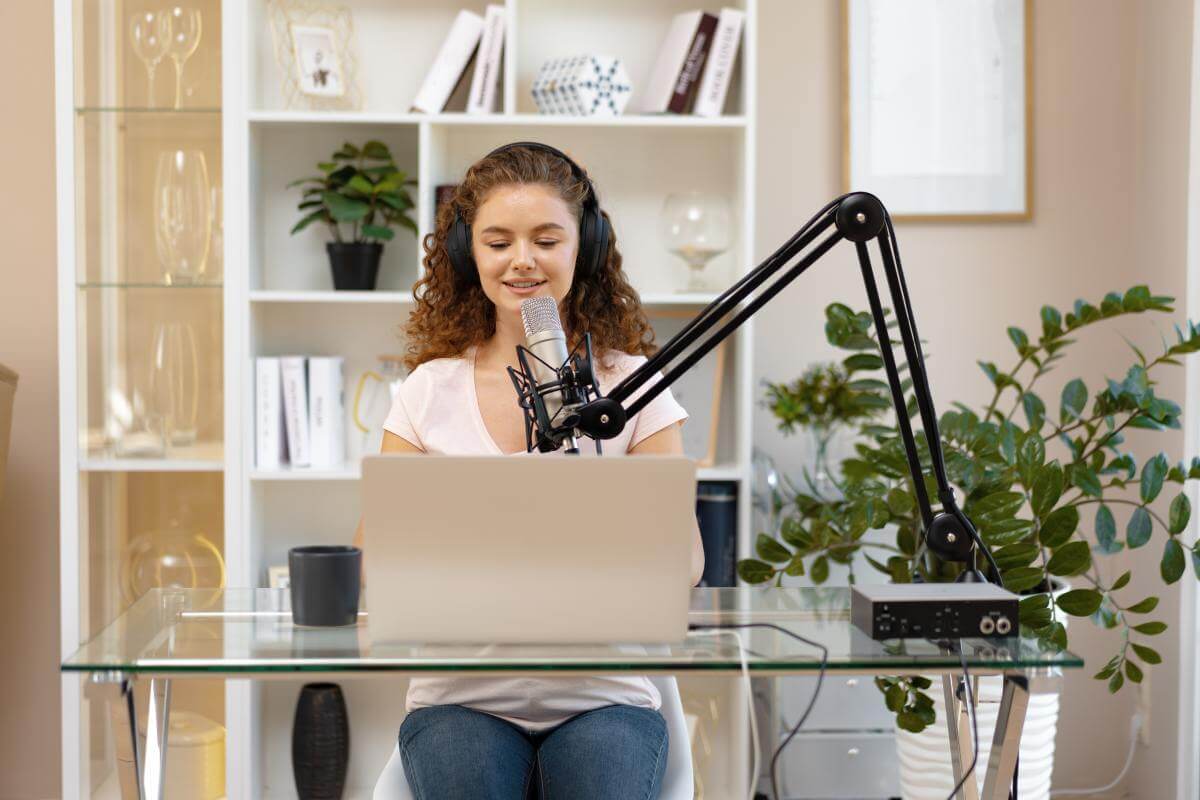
[361,454,697,645]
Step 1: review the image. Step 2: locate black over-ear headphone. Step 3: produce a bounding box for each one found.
[445,141,611,284]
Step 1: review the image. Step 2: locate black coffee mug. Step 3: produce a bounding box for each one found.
[288,546,362,627]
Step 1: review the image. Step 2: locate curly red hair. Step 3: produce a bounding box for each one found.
[402,144,656,372]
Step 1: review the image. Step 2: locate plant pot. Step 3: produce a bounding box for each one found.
[894,577,1070,800]
[326,242,383,291]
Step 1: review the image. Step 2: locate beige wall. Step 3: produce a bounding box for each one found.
[754,1,1193,796]
[0,1,61,799]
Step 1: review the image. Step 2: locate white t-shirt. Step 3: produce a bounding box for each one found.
[382,345,689,731]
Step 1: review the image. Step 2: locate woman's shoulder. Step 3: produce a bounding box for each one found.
[402,351,472,394]
[594,348,649,377]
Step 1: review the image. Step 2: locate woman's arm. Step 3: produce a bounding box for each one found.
[353,431,424,573]
[629,422,706,586]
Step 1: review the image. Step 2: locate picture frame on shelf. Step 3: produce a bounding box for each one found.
[842,0,1032,221]
[267,0,363,110]
[289,24,346,98]
[653,311,727,468]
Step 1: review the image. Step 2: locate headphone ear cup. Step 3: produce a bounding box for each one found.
[447,213,475,283]
[587,209,610,278]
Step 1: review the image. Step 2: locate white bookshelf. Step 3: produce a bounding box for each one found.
[60,0,757,796]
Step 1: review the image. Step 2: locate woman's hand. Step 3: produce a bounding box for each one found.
[629,422,706,586]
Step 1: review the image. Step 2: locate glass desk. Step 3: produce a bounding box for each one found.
[64,588,1082,799]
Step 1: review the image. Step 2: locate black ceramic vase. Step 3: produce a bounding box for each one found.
[292,682,350,800]
[327,242,383,290]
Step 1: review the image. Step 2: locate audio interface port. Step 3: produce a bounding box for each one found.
[979,617,996,635]
[995,616,1012,635]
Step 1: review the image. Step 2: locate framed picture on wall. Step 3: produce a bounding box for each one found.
[842,0,1032,221]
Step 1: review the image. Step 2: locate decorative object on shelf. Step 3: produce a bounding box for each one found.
[659,191,732,292]
[740,289,1200,788]
[111,386,167,458]
[120,518,226,605]
[531,55,632,117]
[129,11,170,107]
[762,360,889,497]
[844,0,1031,219]
[268,0,363,110]
[292,682,350,800]
[164,711,226,800]
[154,148,212,285]
[166,7,202,109]
[268,564,291,589]
[353,355,405,455]
[150,320,200,446]
[696,481,737,587]
[289,24,346,99]
[288,140,417,291]
[289,545,361,627]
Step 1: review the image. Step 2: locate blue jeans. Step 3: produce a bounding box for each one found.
[398,703,668,800]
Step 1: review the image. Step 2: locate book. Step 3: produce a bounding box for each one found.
[255,357,286,470]
[411,9,485,113]
[279,356,311,468]
[466,4,505,114]
[636,11,716,114]
[693,8,745,117]
[668,12,719,113]
[307,356,346,469]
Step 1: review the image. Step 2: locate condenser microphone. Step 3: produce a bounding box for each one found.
[519,297,580,453]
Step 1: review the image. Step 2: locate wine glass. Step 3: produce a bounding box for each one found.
[659,191,732,293]
[154,149,211,284]
[166,7,202,110]
[150,321,200,447]
[129,11,169,107]
[208,184,223,281]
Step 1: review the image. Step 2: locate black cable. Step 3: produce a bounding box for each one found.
[688,622,828,800]
[945,646,979,800]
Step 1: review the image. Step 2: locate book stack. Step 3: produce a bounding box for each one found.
[636,8,744,116]
[411,5,506,114]
[256,356,346,471]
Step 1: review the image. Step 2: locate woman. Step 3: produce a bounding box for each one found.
[356,142,704,799]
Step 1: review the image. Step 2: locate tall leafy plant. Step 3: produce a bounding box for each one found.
[741,286,1200,731]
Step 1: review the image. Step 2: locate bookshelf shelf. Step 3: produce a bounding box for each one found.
[248,289,723,308]
[248,109,748,128]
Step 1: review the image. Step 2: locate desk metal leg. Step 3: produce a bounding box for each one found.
[981,674,1029,800]
[943,674,979,800]
[88,673,172,800]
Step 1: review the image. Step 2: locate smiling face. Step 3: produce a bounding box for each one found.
[471,183,579,321]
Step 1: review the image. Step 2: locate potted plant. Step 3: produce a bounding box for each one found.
[289,140,417,291]
[741,286,1200,797]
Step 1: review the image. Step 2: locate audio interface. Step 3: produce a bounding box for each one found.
[851,583,1020,640]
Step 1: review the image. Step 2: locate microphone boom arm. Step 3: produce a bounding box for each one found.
[569,192,1001,582]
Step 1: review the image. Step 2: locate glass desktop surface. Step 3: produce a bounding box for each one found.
[62,588,1083,675]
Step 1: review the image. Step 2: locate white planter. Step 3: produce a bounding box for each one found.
[896,579,1069,800]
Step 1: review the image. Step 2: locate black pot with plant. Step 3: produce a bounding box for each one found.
[289,140,418,291]
[743,286,1200,733]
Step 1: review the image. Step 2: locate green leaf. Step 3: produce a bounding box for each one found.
[1008,326,1030,353]
[1108,671,1125,693]
[1169,493,1191,535]
[784,555,806,577]
[360,223,395,241]
[1111,570,1132,591]
[1126,596,1159,614]
[289,208,327,235]
[971,491,1025,521]
[322,191,371,222]
[843,353,884,373]
[1096,505,1121,553]
[737,559,774,584]
[1140,453,1169,504]
[810,555,830,585]
[1161,538,1186,584]
[885,684,907,712]
[780,518,808,549]
[1056,589,1103,616]
[1039,506,1079,548]
[1023,392,1047,431]
[1047,540,1091,576]
[1125,660,1144,684]
[1017,434,1046,486]
[756,534,792,564]
[1060,379,1088,423]
[1131,643,1162,664]
[896,711,929,733]
[1031,462,1064,516]
[1127,507,1153,549]
[1070,465,1103,498]
[994,543,1040,570]
[1132,621,1167,635]
[887,488,915,515]
[1003,566,1045,593]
